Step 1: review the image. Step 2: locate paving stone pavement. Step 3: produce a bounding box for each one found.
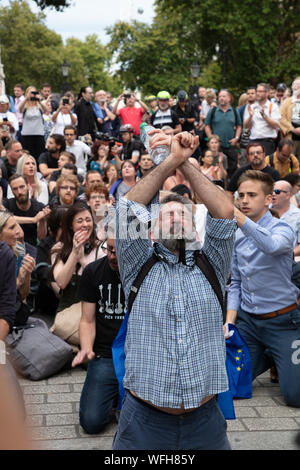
[17,367,300,451]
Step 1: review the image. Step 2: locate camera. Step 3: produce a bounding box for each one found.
[95,132,122,160]
[124,94,131,99]
[62,98,69,106]
[30,91,40,102]
[2,118,7,122]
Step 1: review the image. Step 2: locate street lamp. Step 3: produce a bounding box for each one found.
[190,62,200,80]
[61,59,70,94]
[189,61,200,105]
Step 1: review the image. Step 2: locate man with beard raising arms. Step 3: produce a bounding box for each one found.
[113,130,235,450]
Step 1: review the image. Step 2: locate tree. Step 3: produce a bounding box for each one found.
[0,0,65,93]
[31,0,71,11]
[154,0,300,94]
[0,1,121,96]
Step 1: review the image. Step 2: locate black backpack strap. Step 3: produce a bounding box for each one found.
[269,153,274,167]
[127,253,159,314]
[194,250,224,313]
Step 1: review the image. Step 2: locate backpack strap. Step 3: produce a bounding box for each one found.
[194,250,224,313]
[127,250,224,316]
[127,253,159,314]
[269,153,274,167]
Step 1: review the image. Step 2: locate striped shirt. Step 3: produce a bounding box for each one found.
[116,197,236,409]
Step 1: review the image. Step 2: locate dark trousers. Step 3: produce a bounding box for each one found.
[221,145,239,179]
[113,392,231,450]
[79,357,118,434]
[21,135,45,162]
[237,307,300,407]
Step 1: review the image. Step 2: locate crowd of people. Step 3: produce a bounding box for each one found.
[1,77,300,450]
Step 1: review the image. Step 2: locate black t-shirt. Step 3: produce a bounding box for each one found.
[38,151,59,169]
[122,138,144,161]
[172,103,196,132]
[0,157,16,181]
[77,256,126,357]
[227,164,281,193]
[3,198,45,246]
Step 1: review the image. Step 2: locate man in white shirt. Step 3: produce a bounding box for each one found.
[0,95,19,139]
[243,83,281,156]
[271,179,300,257]
[64,125,92,177]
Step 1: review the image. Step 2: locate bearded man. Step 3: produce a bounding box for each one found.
[113,130,236,450]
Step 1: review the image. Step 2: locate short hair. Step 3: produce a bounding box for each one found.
[14,84,24,91]
[283,173,300,186]
[171,184,192,200]
[246,143,266,157]
[61,163,77,174]
[208,134,220,144]
[86,170,103,183]
[246,86,256,92]
[41,83,51,89]
[85,183,109,201]
[56,174,80,195]
[9,173,28,186]
[278,138,294,151]
[60,151,76,165]
[256,83,269,91]
[64,125,77,135]
[49,134,66,152]
[5,140,20,152]
[237,170,274,195]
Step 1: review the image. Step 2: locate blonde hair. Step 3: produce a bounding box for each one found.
[16,154,42,197]
[238,93,248,107]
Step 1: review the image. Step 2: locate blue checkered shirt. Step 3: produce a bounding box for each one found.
[116,197,236,409]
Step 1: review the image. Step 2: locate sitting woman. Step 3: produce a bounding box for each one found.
[199,150,222,184]
[103,163,118,192]
[0,210,35,324]
[7,153,49,205]
[50,203,104,349]
[34,207,68,316]
[87,141,110,175]
[207,134,228,185]
[109,160,137,203]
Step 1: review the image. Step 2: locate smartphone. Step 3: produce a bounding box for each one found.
[2,118,8,122]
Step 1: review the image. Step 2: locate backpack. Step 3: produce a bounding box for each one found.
[111,249,224,408]
[210,106,239,130]
[269,153,293,173]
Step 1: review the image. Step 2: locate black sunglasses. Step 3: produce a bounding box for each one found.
[273,189,288,195]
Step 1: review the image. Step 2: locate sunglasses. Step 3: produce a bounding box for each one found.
[273,189,288,195]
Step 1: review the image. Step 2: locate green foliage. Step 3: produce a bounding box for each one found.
[0,1,121,96]
[107,0,300,98]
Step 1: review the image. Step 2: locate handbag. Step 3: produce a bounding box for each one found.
[6,317,73,381]
[50,302,82,351]
[240,128,250,148]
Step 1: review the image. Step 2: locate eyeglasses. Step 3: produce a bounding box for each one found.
[89,195,106,200]
[248,150,264,156]
[273,189,289,195]
[101,242,116,256]
[60,186,76,191]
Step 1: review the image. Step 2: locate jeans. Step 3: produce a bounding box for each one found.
[237,307,300,407]
[112,392,231,450]
[79,357,118,434]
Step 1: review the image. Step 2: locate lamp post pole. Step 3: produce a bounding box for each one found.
[61,59,70,95]
[189,62,200,106]
[0,41,6,95]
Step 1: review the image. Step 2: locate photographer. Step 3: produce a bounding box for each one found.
[51,96,77,136]
[0,95,19,139]
[93,90,116,136]
[112,92,148,136]
[19,87,47,161]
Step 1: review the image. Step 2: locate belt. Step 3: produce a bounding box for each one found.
[248,303,297,320]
